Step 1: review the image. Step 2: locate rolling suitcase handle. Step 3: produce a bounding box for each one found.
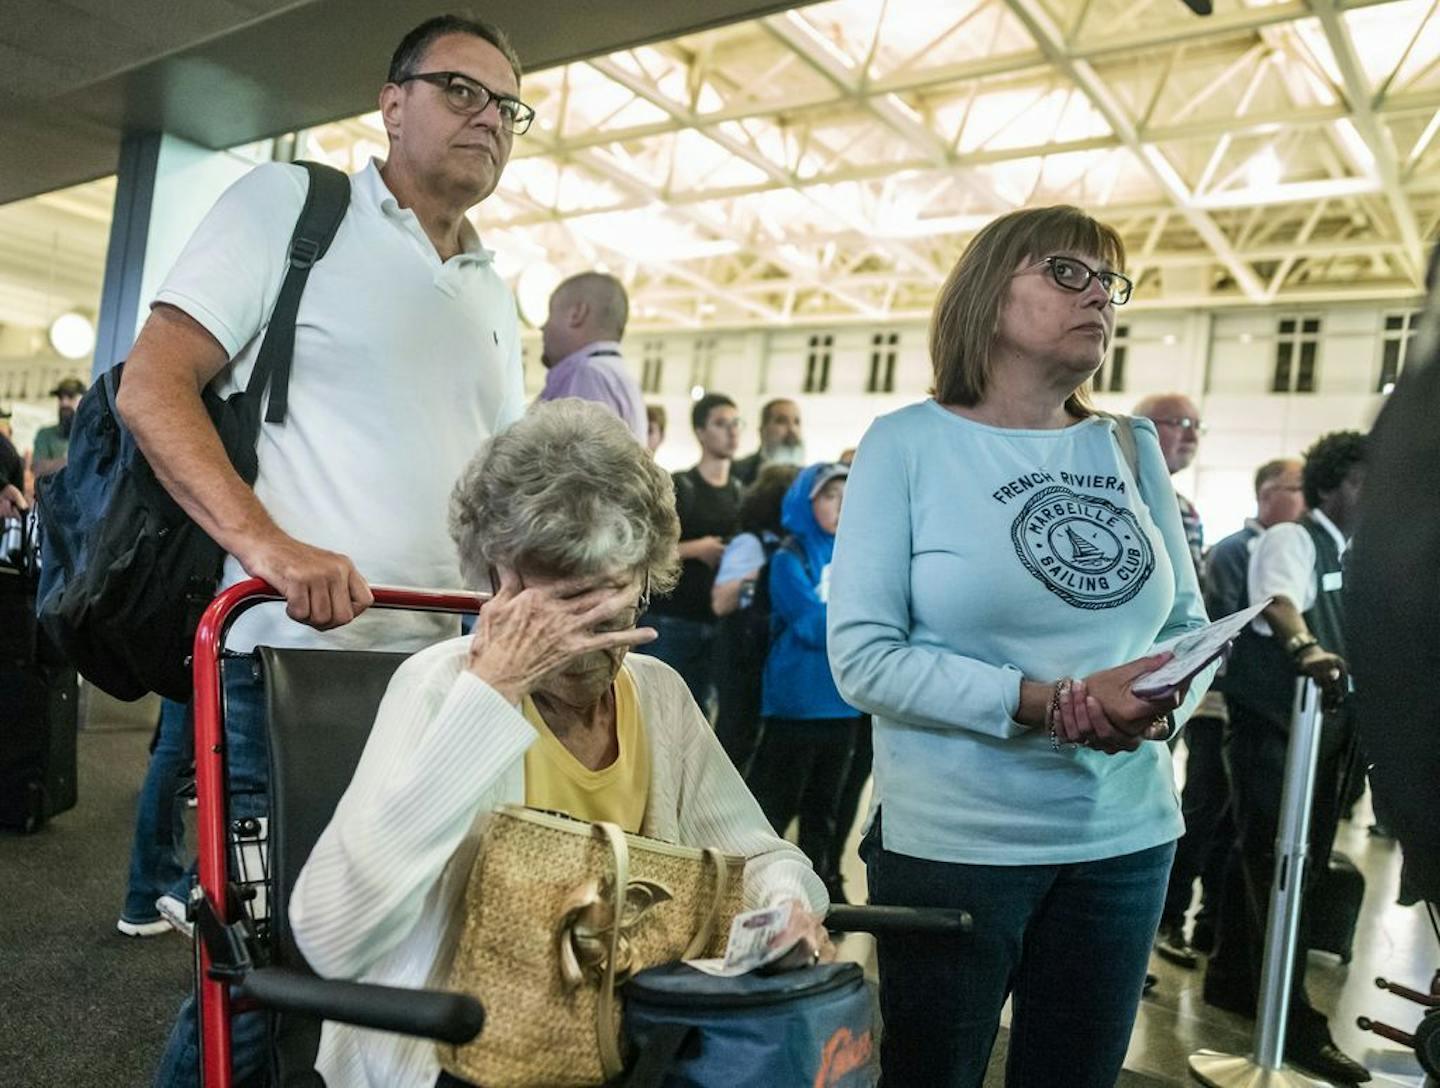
[193,579,488,1088]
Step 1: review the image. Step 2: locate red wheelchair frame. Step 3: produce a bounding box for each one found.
[192,578,485,1088]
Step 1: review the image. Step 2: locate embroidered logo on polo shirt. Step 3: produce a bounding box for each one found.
[1010,486,1154,609]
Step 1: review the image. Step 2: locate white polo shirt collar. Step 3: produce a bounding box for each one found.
[358,157,495,270]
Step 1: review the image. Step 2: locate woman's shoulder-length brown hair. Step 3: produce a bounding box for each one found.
[929,205,1127,416]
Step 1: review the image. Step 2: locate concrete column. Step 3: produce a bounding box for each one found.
[93,131,161,377]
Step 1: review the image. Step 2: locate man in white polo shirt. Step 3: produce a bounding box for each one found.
[113,14,534,1083]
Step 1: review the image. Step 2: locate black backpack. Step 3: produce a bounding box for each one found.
[35,162,350,702]
[724,534,810,676]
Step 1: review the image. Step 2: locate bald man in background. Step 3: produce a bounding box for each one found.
[538,271,646,441]
[1135,391,1205,570]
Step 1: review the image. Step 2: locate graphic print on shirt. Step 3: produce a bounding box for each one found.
[1010,485,1155,609]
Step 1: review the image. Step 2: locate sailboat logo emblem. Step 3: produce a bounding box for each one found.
[1061,526,1112,570]
[1010,486,1155,609]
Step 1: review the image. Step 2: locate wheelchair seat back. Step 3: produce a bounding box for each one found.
[258,646,411,1085]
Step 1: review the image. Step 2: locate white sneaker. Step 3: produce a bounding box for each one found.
[156,893,194,938]
[117,916,173,938]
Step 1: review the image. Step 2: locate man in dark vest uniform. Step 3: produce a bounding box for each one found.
[1155,457,1306,969]
[1204,430,1369,1085]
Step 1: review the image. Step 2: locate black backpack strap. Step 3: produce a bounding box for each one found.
[777,534,813,582]
[672,469,695,519]
[748,532,784,619]
[767,535,809,641]
[244,161,350,429]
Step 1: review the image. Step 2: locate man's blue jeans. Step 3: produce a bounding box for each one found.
[122,698,192,923]
[152,657,270,1088]
[863,813,1175,1088]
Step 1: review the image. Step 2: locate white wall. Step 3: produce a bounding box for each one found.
[522,299,1412,541]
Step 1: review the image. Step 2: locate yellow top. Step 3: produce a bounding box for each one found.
[522,666,650,833]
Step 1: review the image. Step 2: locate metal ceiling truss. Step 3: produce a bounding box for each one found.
[316,0,1440,325]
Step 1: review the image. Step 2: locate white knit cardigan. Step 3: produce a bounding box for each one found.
[289,639,826,1088]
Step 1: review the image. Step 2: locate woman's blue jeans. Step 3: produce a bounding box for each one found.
[864,815,1175,1088]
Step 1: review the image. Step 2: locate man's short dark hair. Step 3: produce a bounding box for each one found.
[692,393,736,432]
[1301,431,1366,509]
[759,398,797,429]
[389,14,522,85]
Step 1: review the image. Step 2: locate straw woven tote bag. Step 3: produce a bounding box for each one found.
[437,805,745,1087]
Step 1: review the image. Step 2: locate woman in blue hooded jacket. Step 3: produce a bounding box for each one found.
[746,461,864,899]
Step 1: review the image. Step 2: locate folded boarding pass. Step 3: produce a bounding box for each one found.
[1131,599,1272,700]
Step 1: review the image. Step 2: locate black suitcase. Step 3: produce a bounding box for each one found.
[0,517,79,832]
[0,661,78,831]
[1308,850,1364,963]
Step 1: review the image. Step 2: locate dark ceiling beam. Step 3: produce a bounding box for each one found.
[1,0,800,205]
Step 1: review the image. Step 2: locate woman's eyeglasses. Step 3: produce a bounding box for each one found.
[1019,255,1134,306]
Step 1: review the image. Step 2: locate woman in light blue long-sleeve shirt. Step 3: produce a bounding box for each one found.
[827,205,1212,1088]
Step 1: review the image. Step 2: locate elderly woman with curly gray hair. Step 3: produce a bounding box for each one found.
[289,399,829,1088]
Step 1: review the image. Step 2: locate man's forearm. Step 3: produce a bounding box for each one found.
[1262,596,1312,647]
[1,483,24,518]
[1263,593,1349,706]
[677,539,709,560]
[711,577,746,617]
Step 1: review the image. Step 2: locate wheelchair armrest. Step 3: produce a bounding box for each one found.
[825,905,973,936]
[235,967,484,1045]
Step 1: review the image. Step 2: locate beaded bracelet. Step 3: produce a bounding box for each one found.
[1047,677,1073,751]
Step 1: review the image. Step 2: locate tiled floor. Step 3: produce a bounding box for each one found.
[33,690,1433,1087]
[830,780,1437,1086]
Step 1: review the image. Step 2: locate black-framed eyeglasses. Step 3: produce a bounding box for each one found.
[1020,255,1134,306]
[1152,416,1208,435]
[396,70,536,135]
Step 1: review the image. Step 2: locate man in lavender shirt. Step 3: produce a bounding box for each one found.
[538,271,646,441]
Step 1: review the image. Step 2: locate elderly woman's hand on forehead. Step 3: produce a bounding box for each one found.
[466,567,657,705]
